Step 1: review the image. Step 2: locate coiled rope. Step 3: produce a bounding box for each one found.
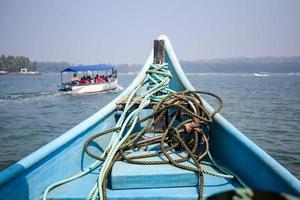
[42,63,235,200]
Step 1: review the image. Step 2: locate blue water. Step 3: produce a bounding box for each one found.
[0,73,299,179]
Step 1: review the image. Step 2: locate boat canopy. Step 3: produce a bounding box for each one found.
[61,64,113,73]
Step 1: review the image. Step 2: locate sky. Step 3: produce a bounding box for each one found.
[0,0,299,65]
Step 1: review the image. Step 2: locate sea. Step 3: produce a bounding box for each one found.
[0,72,299,179]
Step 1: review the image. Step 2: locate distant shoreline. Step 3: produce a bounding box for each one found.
[1,72,299,76]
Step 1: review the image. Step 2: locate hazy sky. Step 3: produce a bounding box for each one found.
[0,0,299,64]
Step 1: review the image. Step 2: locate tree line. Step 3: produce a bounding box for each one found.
[181,56,300,73]
[37,62,70,73]
[110,57,300,73]
[0,55,38,72]
[1,54,300,73]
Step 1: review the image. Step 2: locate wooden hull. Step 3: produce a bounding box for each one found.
[0,35,299,200]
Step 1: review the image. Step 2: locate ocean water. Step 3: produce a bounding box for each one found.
[0,73,299,180]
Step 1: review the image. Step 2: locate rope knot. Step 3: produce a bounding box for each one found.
[146,63,174,102]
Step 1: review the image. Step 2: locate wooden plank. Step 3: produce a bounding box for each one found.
[153,39,167,129]
[154,40,166,64]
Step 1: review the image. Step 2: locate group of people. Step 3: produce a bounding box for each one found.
[71,74,111,85]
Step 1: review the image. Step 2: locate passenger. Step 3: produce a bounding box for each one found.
[94,75,100,83]
[104,76,108,82]
[97,76,101,83]
[71,74,79,84]
[98,76,103,83]
[79,76,88,84]
[87,76,93,84]
[79,77,84,84]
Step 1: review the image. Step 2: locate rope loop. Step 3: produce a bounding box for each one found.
[42,63,237,200]
[146,63,174,102]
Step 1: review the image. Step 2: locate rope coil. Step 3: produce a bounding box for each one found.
[42,63,235,200]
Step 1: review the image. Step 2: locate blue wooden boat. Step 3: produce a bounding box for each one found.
[0,35,299,200]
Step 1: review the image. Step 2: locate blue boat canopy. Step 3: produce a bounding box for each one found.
[61,64,113,73]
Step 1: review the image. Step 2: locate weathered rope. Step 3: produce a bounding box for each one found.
[42,63,175,200]
[146,63,175,101]
[84,90,234,200]
[93,63,175,200]
[42,63,234,200]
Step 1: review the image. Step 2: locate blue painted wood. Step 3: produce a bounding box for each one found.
[46,171,237,200]
[0,35,299,200]
[209,119,300,195]
[110,160,239,190]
